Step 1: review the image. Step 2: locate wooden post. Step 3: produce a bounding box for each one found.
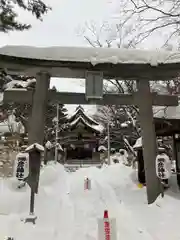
[30,185,35,214]
[136,80,162,204]
[27,72,50,222]
[25,146,43,224]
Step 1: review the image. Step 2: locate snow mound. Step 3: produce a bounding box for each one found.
[101,163,134,188]
[39,164,63,186]
[0,178,30,215]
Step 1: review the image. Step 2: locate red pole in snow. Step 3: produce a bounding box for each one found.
[104,210,109,219]
[84,177,89,190]
[104,210,110,240]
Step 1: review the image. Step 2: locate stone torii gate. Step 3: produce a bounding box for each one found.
[0,45,179,205]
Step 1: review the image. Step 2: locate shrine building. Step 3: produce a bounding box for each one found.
[60,106,104,165]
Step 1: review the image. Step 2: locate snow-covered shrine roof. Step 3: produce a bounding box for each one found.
[68,106,104,133]
[69,116,104,133]
[68,105,99,126]
[1,45,180,80]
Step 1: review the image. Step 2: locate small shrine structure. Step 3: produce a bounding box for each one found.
[154,105,180,187]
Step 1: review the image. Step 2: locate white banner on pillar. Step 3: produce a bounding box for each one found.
[98,218,117,240]
[155,154,171,180]
[14,152,29,181]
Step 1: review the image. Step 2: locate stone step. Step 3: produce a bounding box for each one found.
[66,159,100,165]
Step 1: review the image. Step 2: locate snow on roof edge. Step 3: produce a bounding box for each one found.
[70,116,104,132]
[68,106,99,125]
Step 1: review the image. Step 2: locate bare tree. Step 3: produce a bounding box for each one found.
[79,4,180,146]
[128,0,180,47]
[79,17,138,49]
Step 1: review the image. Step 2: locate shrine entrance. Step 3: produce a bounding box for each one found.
[1,45,179,204]
[66,146,92,160]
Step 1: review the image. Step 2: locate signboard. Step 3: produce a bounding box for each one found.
[85,71,103,99]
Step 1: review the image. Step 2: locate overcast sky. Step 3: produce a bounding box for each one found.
[0,0,163,115]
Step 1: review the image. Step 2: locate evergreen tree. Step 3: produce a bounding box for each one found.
[0,0,51,32]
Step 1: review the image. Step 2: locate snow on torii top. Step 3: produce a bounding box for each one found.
[1,45,180,66]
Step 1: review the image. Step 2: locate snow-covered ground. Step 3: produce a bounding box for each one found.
[0,161,179,240]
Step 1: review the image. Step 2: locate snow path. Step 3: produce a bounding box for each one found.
[0,162,179,240]
[44,165,153,240]
[52,167,153,240]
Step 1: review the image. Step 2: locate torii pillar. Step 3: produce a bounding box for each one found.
[137,80,162,204]
[29,72,50,145]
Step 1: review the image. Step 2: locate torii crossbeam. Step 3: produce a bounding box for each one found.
[1,45,180,205]
[4,89,178,106]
